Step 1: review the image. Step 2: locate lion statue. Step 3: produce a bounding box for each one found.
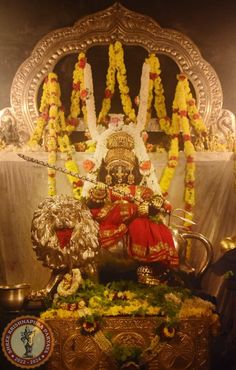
[31,195,99,278]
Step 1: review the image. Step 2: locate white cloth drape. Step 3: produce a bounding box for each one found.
[0,151,235,301]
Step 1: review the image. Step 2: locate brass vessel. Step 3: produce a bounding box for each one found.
[0,283,31,311]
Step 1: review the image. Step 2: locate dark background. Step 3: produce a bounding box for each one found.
[0,0,236,116]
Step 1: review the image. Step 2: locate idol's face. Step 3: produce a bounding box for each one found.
[111,165,129,184]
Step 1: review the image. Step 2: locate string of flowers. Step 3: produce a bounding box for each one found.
[145,54,171,133]
[183,78,207,136]
[115,41,136,123]
[97,43,116,125]
[43,73,62,196]
[28,72,83,199]
[176,74,196,229]
[27,77,50,147]
[159,106,180,197]
[66,52,87,133]
[98,41,136,125]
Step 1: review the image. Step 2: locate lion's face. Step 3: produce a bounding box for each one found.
[31,195,99,271]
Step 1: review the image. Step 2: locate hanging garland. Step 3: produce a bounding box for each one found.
[97,44,116,125]
[67,52,87,132]
[183,78,207,136]
[98,41,136,125]
[159,109,180,197]
[145,54,171,134]
[175,75,196,228]
[28,72,83,199]
[44,73,62,196]
[115,41,136,123]
[27,76,51,148]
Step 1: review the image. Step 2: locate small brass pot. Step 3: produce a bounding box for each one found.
[0,283,31,311]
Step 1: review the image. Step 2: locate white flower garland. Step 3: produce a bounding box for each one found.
[136,62,150,132]
[84,63,99,141]
[57,268,83,297]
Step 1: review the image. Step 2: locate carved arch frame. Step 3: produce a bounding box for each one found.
[3,2,235,142]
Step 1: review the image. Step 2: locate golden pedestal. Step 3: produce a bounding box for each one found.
[46,317,211,370]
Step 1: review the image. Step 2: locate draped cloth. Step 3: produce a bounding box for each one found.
[0,151,235,310]
[90,184,178,267]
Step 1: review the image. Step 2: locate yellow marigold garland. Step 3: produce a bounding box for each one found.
[145,54,171,134]
[174,75,196,229]
[28,77,50,147]
[98,42,136,125]
[115,41,136,123]
[67,52,87,132]
[28,72,83,199]
[183,78,207,135]
[159,110,179,197]
[97,44,116,124]
[45,73,62,196]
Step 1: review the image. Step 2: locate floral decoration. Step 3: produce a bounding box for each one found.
[28,72,83,199]
[67,52,87,132]
[98,42,136,125]
[145,54,170,133]
[40,278,220,367]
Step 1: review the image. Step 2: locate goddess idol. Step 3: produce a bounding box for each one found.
[83,122,178,268]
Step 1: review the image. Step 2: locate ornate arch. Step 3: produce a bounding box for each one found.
[3,2,234,141]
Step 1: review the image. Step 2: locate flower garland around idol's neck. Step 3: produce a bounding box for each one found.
[98,42,136,126]
[145,54,171,134]
[67,52,87,133]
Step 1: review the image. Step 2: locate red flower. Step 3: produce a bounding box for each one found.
[73,82,81,91]
[104,88,113,98]
[149,72,158,80]
[178,74,187,81]
[183,134,191,141]
[83,159,95,172]
[172,134,179,139]
[41,112,49,120]
[80,89,88,100]
[73,180,84,187]
[185,203,192,212]
[185,180,195,188]
[179,110,187,118]
[139,160,151,171]
[187,156,194,163]
[193,113,200,120]
[67,118,79,127]
[188,99,195,106]
[78,57,86,69]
